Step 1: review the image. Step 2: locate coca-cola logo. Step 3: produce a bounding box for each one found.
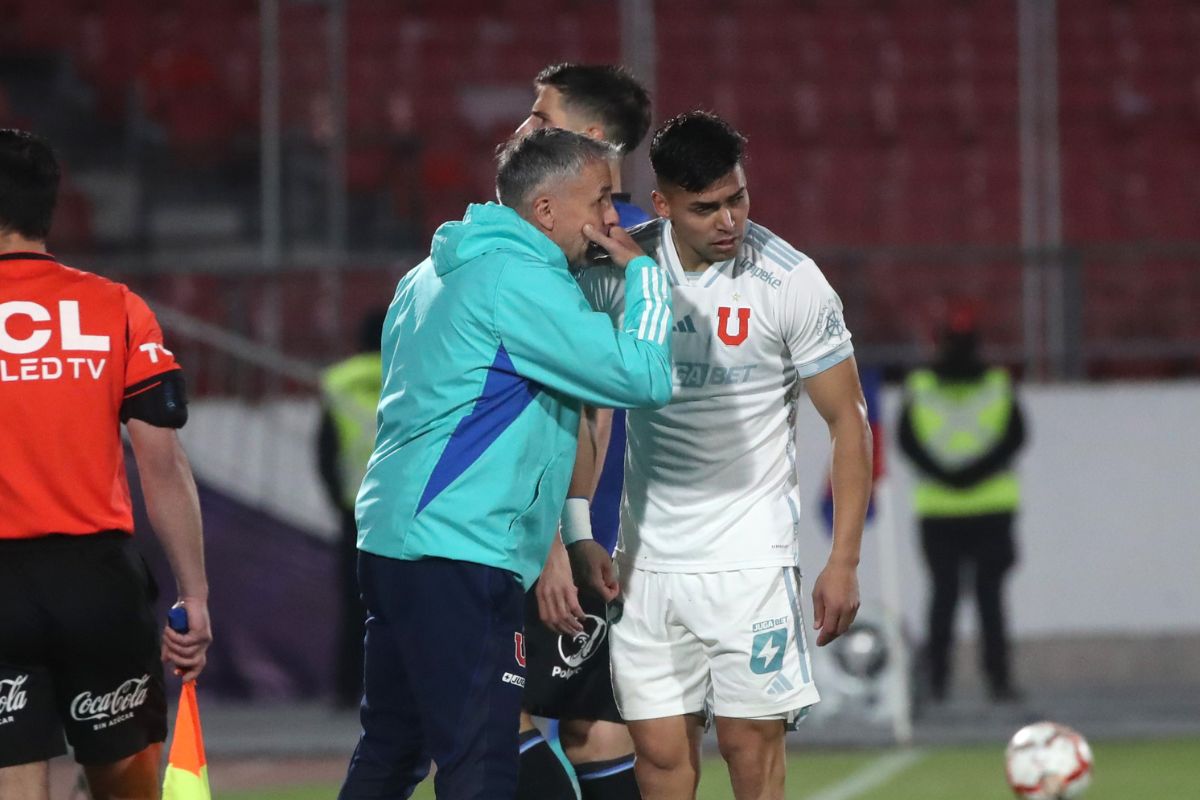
[0,675,29,714]
[70,675,151,721]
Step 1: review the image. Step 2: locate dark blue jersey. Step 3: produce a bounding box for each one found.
[614,197,653,228]
[591,197,654,554]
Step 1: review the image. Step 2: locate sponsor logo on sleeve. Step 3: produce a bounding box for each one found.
[820,304,846,341]
[138,342,172,363]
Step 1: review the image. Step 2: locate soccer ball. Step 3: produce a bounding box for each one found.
[1005,721,1093,799]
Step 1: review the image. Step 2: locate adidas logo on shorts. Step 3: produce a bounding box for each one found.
[766,674,795,696]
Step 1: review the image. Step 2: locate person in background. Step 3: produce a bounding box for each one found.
[898,302,1026,704]
[316,308,387,708]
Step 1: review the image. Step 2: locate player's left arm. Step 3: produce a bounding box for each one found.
[806,356,873,646]
[536,407,619,631]
[129,421,212,682]
[536,269,624,627]
[562,404,619,603]
[122,288,212,680]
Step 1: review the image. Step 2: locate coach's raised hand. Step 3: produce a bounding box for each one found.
[583,223,646,269]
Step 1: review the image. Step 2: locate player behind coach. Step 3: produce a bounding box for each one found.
[0,129,211,800]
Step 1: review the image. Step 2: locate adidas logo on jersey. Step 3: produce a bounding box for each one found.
[674,314,698,333]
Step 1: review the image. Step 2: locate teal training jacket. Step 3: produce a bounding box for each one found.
[356,202,673,588]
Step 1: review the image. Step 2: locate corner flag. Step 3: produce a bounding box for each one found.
[162,606,210,800]
[162,681,209,799]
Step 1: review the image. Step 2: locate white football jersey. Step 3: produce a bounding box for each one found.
[578,218,853,572]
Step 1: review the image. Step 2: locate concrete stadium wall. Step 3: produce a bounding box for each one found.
[793,381,1200,644]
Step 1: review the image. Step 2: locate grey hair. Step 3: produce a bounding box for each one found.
[496,128,618,211]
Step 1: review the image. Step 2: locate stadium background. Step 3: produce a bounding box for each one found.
[4,0,1197,797]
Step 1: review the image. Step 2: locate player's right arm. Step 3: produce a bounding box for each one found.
[493,226,673,410]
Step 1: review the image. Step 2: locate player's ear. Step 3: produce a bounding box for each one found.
[651,189,670,220]
[531,194,555,232]
[582,124,606,143]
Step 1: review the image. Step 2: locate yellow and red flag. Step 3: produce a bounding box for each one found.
[162,682,210,800]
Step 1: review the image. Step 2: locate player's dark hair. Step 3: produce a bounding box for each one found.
[496,128,618,211]
[535,63,652,154]
[0,129,60,241]
[650,111,746,193]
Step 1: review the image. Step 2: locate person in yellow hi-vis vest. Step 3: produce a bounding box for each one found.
[898,303,1026,704]
[317,309,387,708]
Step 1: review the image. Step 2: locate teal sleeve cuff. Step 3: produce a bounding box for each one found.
[625,255,658,272]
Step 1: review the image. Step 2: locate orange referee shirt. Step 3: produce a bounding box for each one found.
[1,252,182,539]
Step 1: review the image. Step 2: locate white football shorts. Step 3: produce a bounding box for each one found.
[609,566,820,723]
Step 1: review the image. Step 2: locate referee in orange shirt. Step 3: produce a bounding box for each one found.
[0,129,212,800]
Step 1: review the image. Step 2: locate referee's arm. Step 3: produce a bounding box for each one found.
[128,421,212,682]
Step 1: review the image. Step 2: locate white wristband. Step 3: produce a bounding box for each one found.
[560,497,594,545]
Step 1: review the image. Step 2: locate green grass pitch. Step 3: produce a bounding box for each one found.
[217,737,1200,799]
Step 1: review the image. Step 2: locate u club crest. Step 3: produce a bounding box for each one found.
[717,306,751,346]
[514,632,526,668]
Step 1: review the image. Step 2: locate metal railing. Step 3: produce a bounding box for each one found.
[153,300,338,539]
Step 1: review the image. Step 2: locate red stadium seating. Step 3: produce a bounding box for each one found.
[5,0,1196,374]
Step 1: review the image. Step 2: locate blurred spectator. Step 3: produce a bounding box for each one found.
[137,10,234,164]
[898,302,1026,704]
[315,309,387,708]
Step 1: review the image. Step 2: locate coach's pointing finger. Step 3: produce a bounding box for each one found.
[583,223,645,269]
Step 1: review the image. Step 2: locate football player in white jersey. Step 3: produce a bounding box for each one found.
[574,112,873,800]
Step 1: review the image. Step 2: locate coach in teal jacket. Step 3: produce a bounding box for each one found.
[340,128,673,800]
[356,164,672,589]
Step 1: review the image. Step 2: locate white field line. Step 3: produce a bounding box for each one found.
[801,749,926,800]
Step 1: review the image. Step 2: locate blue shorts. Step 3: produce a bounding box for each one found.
[339,554,526,800]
